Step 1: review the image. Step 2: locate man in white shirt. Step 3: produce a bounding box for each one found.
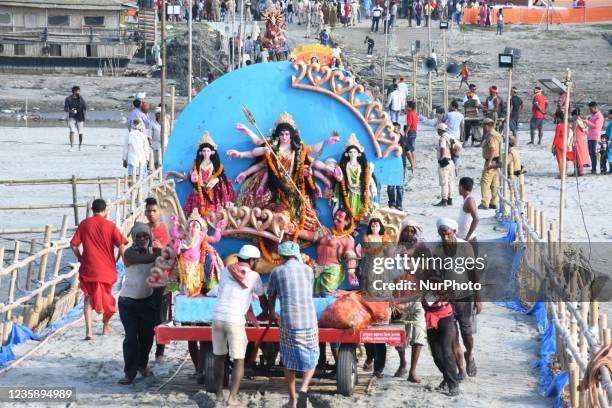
[387,84,404,123]
[371,4,383,32]
[149,107,169,169]
[212,245,267,407]
[122,118,150,178]
[397,76,409,102]
[461,83,481,105]
[445,100,465,141]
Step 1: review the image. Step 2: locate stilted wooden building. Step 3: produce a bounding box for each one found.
[0,0,139,74]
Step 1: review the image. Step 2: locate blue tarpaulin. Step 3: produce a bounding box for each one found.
[494,218,568,406]
[0,261,126,369]
[0,324,41,368]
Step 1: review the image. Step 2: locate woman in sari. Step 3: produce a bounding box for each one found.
[571,108,591,176]
[478,2,487,26]
[552,111,571,177]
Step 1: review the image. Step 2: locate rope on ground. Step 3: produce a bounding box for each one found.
[0,316,83,376]
[154,352,191,392]
[582,345,612,408]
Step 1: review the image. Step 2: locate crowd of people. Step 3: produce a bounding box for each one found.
[382,71,611,214]
[71,192,484,405]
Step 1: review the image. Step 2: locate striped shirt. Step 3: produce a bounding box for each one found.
[267,259,317,329]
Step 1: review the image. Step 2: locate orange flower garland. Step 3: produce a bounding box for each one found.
[332,223,355,237]
[193,160,224,217]
[258,238,282,265]
[340,164,371,221]
[264,146,310,241]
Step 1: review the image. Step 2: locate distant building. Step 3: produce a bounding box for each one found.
[0,0,139,74]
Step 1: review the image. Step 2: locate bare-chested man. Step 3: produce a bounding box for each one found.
[300,207,358,368]
[301,207,358,296]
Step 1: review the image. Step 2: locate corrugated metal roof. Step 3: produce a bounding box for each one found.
[0,0,128,10]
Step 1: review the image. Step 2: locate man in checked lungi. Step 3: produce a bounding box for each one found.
[267,241,319,408]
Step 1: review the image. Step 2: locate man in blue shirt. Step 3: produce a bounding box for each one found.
[268,241,318,408]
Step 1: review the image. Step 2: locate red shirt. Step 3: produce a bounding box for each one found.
[150,223,170,248]
[70,214,128,284]
[407,109,418,132]
[532,94,548,119]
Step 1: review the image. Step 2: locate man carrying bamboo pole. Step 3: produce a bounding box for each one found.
[70,199,128,340]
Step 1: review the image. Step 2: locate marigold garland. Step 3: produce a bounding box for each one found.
[258,238,282,265]
[340,163,371,221]
[363,232,391,243]
[193,160,224,217]
[264,146,310,241]
[363,232,391,256]
[332,223,355,237]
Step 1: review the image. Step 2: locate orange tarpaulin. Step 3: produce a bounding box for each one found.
[462,6,612,25]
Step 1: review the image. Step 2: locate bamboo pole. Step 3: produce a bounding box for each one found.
[170,84,176,130]
[188,0,193,103]
[0,203,88,211]
[25,239,36,291]
[442,28,448,111]
[590,302,599,342]
[559,69,571,245]
[569,363,579,408]
[130,171,137,209]
[97,176,103,198]
[46,216,69,310]
[30,225,53,328]
[161,0,168,156]
[0,177,121,185]
[0,227,77,235]
[412,51,418,105]
[71,174,79,226]
[501,67,513,217]
[6,241,20,322]
[600,314,607,346]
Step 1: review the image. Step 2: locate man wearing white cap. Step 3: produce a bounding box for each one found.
[127,95,151,132]
[433,217,482,382]
[212,244,267,406]
[434,123,456,207]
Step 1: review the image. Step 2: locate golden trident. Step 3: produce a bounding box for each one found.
[241,105,324,231]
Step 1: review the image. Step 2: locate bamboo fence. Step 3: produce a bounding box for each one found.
[0,175,121,231]
[498,173,612,408]
[0,168,164,346]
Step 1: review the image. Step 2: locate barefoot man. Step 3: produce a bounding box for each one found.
[70,199,127,340]
[268,241,319,408]
[300,207,359,366]
[391,219,427,383]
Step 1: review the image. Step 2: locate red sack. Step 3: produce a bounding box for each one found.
[318,291,372,331]
[361,299,391,323]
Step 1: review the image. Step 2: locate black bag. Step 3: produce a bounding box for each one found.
[438,158,451,168]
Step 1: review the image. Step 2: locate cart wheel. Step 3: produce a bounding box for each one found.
[336,344,357,396]
[202,342,217,393]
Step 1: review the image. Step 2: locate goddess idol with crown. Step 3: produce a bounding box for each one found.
[183,132,236,217]
[335,134,378,222]
[226,112,338,234]
[169,210,226,296]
